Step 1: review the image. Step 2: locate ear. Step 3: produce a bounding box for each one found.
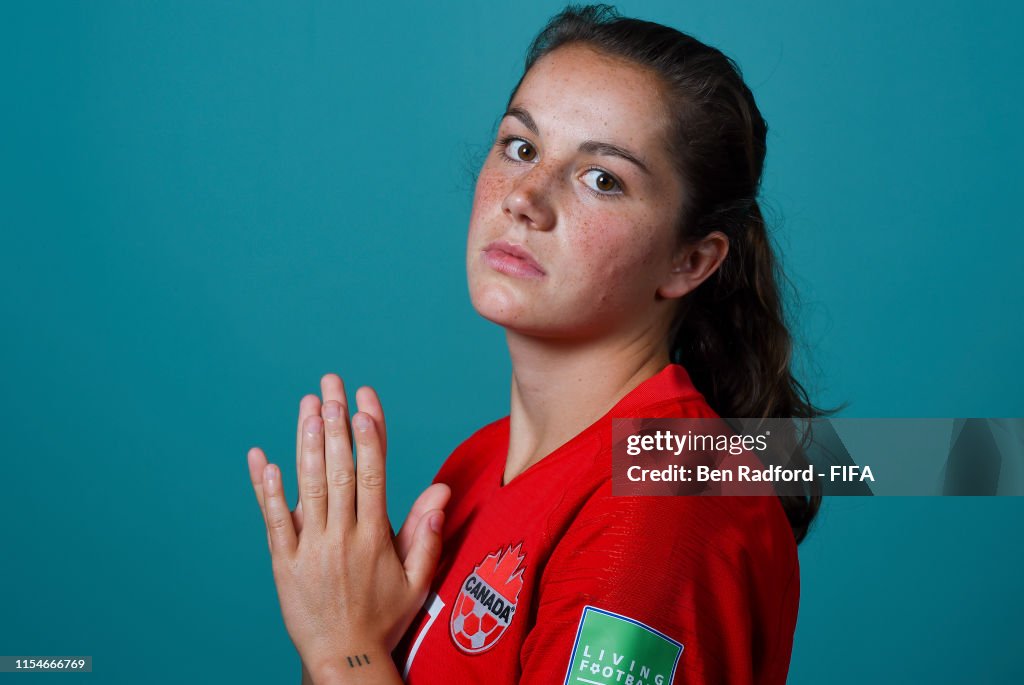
[657,231,729,299]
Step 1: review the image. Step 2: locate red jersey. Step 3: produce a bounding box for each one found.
[392,363,799,684]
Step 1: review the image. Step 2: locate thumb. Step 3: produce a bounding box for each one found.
[404,508,445,592]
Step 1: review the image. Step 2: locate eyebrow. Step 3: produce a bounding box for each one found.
[503,106,652,175]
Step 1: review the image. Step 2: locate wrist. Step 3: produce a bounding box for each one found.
[309,645,394,685]
[309,662,345,685]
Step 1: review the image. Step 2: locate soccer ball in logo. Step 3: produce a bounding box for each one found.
[451,593,503,651]
[450,543,527,654]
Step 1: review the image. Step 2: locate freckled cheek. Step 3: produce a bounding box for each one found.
[468,173,512,237]
[473,168,511,209]
[564,230,665,308]
[565,218,652,280]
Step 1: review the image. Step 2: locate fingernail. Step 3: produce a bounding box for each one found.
[323,402,340,420]
[353,413,371,433]
[429,512,443,534]
[305,416,322,434]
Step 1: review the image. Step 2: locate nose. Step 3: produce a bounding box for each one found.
[501,168,556,232]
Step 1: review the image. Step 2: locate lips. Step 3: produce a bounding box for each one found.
[482,240,546,279]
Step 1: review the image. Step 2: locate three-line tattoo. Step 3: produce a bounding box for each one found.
[346,654,372,668]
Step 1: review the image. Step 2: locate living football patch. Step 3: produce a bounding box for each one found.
[563,606,683,685]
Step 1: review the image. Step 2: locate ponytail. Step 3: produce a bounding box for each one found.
[670,200,832,544]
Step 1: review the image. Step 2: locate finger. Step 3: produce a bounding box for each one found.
[320,373,349,413]
[292,503,304,535]
[247,447,269,514]
[355,386,387,455]
[396,483,451,562]
[263,463,298,556]
[322,399,356,530]
[299,414,328,534]
[247,447,273,551]
[403,509,445,592]
[352,410,387,528]
[320,374,353,530]
[296,394,322,503]
[320,373,353,448]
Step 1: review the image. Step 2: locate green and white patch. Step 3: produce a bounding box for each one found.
[563,606,683,685]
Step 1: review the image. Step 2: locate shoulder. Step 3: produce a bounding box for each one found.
[523,485,801,684]
[432,416,509,486]
[451,415,509,451]
[552,483,797,590]
[638,395,722,420]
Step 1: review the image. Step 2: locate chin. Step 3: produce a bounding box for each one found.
[467,276,551,334]
[469,290,582,339]
[469,279,525,324]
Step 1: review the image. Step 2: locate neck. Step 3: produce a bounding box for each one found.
[502,327,671,485]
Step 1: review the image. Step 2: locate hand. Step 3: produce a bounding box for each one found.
[248,375,450,561]
[246,374,451,680]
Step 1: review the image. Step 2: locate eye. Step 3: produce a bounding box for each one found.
[581,169,623,194]
[500,137,538,163]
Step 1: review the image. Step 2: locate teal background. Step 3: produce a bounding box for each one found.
[1,1,1021,682]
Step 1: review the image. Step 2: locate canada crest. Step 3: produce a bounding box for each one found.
[450,542,527,654]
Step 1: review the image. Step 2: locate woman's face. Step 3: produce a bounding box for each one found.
[466,43,691,342]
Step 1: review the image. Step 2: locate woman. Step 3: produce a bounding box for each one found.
[247,5,825,683]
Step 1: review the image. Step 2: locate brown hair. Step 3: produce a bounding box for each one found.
[510,4,840,543]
